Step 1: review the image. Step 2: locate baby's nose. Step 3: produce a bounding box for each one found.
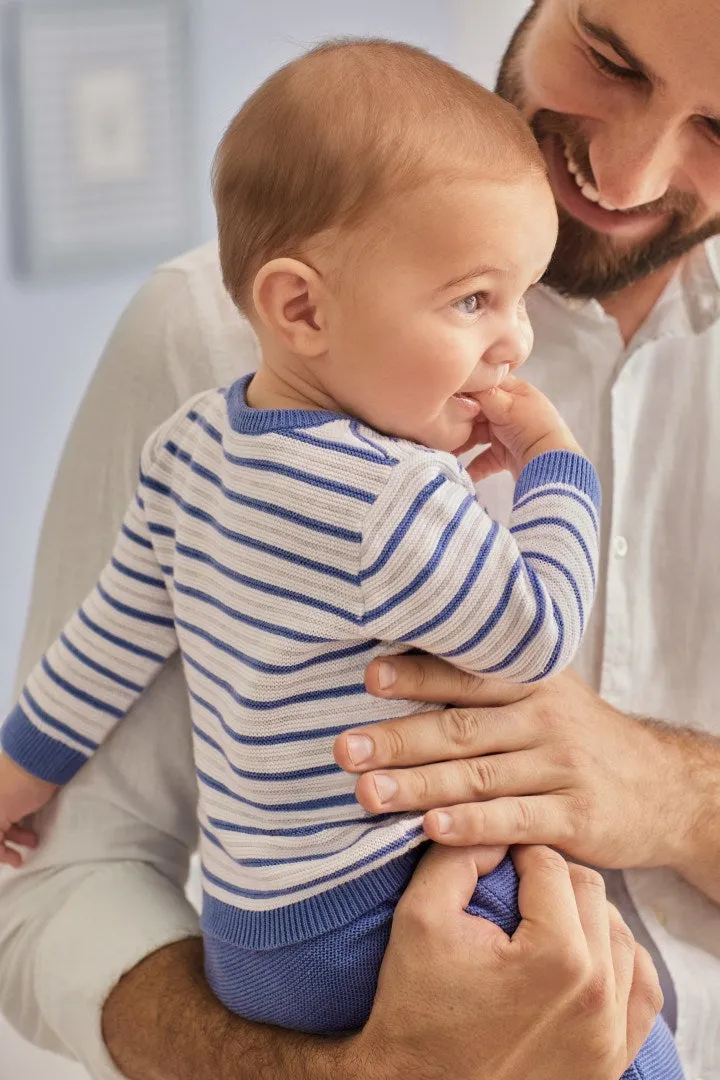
[484,325,531,370]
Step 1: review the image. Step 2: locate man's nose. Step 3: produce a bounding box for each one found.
[589,115,681,210]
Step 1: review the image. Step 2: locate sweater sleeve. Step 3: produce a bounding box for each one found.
[1,439,179,785]
[359,449,600,682]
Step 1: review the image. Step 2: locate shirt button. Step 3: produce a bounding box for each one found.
[613,535,628,558]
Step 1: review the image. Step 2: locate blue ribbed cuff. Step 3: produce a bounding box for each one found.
[1,703,88,784]
[514,450,601,511]
[202,844,426,949]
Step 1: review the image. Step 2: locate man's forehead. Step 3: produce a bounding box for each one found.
[576,0,720,106]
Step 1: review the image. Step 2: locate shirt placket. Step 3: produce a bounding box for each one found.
[599,354,635,709]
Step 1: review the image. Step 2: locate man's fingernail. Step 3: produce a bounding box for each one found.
[376,661,396,690]
[373,774,399,804]
[346,735,374,766]
[433,811,454,835]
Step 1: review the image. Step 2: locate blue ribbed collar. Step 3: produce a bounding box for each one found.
[227,374,347,434]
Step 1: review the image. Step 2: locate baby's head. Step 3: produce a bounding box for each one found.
[213,39,558,452]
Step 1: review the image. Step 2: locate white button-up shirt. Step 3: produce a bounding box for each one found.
[1,240,719,1079]
[482,243,720,1080]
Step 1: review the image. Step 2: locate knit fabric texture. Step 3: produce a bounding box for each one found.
[3,373,600,949]
[204,852,683,1079]
[0,375,680,1073]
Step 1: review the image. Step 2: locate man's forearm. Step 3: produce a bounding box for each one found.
[652,718,720,905]
[102,939,359,1080]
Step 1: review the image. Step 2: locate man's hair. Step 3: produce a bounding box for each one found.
[212,38,546,313]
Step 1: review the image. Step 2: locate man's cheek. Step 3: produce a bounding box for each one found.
[522,24,604,123]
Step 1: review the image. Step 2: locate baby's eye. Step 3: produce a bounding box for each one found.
[455,292,488,316]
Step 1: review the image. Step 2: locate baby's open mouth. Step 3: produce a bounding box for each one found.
[454,364,510,405]
[452,392,483,414]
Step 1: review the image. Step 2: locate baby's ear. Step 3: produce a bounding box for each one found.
[252,258,329,357]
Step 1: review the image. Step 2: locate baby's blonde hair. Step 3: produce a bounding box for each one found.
[213,38,546,314]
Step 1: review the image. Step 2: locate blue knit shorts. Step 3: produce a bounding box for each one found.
[203,852,683,1078]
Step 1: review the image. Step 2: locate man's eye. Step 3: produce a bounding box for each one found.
[456,293,487,316]
[588,47,640,81]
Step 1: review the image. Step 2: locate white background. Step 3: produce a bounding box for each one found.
[0,0,528,1076]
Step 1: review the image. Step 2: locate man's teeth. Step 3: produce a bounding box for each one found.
[562,142,618,212]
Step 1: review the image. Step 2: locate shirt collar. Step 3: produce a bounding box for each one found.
[529,237,720,344]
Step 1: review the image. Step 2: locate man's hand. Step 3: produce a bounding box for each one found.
[360,844,662,1080]
[334,656,720,897]
[103,845,661,1080]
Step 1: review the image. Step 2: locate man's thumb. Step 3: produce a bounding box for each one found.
[403,843,507,914]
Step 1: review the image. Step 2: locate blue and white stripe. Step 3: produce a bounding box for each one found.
[2,374,600,945]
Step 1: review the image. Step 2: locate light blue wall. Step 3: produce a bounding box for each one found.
[0,0,453,706]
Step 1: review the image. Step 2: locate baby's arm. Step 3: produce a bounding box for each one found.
[360,385,599,682]
[0,447,179,852]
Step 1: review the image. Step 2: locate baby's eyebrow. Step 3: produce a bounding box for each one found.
[439,265,506,292]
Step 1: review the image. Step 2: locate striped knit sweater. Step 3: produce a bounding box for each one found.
[2,376,684,1075]
[2,373,606,1015]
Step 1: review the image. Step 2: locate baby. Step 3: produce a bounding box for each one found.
[1,39,681,1076]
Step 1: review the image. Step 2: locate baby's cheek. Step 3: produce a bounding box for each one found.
[519,318,534,364]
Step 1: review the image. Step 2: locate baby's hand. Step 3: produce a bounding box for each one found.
[465,376,583,483]
[0,755,55,868]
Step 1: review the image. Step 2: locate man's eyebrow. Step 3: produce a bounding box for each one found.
[578,11,664,89]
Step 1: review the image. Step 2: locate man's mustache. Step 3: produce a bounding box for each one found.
[531,109,697,220]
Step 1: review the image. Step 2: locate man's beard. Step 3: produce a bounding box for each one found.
[495,5,720,299]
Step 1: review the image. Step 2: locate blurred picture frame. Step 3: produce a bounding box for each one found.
[2,0,197,280]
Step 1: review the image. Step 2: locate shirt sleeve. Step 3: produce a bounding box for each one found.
[1,445,179,785]
[359,449,600,682]
[0,791,201,1080]
[0,257,241,1073]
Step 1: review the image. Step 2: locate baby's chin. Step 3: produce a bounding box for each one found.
[408,415,474,455]
[366,404,472,454]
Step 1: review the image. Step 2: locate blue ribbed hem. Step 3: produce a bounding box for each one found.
[227,375,348,434]
[201,846,425,948]
[1,703,89,784]
[514,450,601,511]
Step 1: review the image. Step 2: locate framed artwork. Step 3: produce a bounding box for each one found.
[2,0,197,279]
